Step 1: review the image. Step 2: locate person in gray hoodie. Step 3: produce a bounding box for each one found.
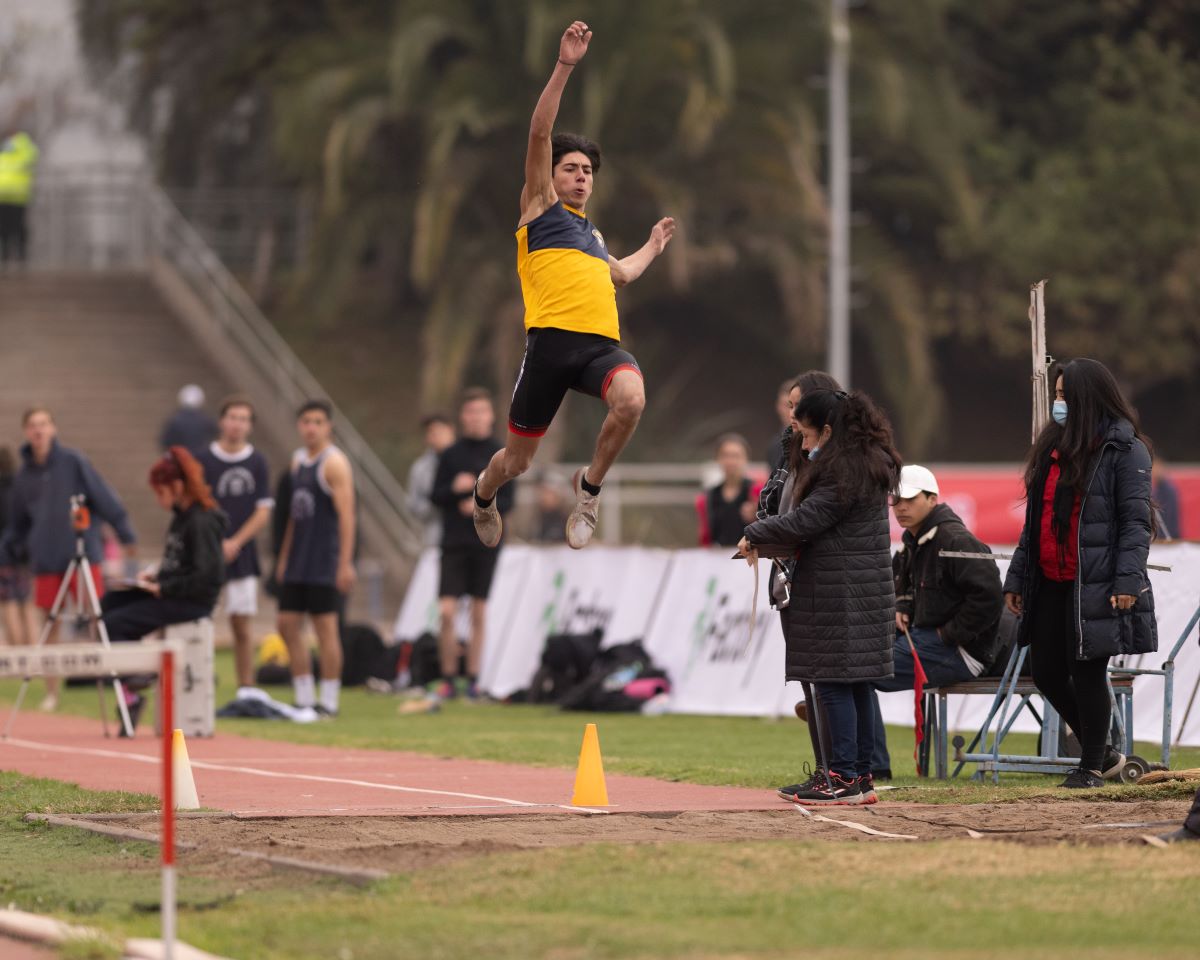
[0,407,137,710]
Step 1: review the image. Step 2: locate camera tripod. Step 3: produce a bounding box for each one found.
[3,496,134,739]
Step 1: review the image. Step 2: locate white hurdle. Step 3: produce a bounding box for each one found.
[0,641,180,960]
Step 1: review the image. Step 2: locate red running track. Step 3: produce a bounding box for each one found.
[0,712,781,817]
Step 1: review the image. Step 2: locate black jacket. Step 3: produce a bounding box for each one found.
[894,503,1004,669]
[1004,418,1157,660]
[158,504,227,610]
[706,479,753,547]
[744,470,895,683]
[431,437,515,549]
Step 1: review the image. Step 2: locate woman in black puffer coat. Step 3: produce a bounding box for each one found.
[742,389,900,806]
[1004,359,1156,789]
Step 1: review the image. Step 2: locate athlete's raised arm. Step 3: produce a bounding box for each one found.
[520,21,591,224]
[609,217,676,287]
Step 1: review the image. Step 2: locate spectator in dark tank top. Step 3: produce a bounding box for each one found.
[275,400,356,718]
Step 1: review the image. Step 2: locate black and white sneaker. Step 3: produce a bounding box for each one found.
[1059,767,1104,789]
[314,704,339,719]
[777,764,826,801]
[789,770,863,806]
[1100,747,1126,780]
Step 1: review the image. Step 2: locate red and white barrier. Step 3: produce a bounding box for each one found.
[0,641,181,959]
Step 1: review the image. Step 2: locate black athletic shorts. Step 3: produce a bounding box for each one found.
[278,582,341,615]
[439,547,500,600]
[508,327,642,438]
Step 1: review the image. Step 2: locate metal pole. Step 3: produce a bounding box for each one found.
[161,650,176,960]
[828,0,851,388]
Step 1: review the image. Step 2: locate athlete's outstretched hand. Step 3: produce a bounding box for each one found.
[559,21,592,65]
[649,217,676,256]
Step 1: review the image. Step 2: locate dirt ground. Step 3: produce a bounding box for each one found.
[71,798,1187,878]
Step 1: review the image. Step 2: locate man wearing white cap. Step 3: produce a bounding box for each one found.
[870,464,1004,777]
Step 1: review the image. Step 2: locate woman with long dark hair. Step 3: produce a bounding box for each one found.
[757,371,845,801]
[102,446,227,731]
[1003,358,1156,787]
[741,389,900,804]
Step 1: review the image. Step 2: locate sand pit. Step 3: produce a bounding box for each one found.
[46,798,1186,879]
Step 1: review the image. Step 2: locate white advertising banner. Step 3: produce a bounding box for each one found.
[390,543,1200,745]
[642,549,793,717]
[390,546,537,661]
[481,546,674,698]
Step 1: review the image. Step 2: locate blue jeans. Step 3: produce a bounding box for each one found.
[813,680,876,779]
[871,626,975,773]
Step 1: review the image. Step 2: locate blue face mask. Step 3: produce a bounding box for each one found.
[1052,400,1067,426]
[807,445,820,461]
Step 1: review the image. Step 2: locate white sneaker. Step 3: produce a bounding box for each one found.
[472,472,503,548]
[38,694,59,713]
[566,468,600,549]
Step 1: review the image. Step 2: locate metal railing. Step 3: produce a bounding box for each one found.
[32,168,150,270]
[142,185,425,570]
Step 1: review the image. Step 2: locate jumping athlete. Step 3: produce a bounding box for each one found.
[472,20,675,550]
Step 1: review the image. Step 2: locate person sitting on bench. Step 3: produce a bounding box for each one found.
[870,465,1004,778]
[102,446,227,732]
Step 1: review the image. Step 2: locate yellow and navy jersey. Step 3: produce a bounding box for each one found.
[516,201,620,341]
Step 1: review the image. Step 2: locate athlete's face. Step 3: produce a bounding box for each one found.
[553,151,593,210]
[297,410,332,450]
[459,399,495,440]
[219,405,253,447]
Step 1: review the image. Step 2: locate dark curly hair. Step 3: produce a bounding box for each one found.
[552,133,601,173]
[792,390,901,505]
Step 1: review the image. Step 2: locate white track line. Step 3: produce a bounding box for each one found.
[0,738,608,815]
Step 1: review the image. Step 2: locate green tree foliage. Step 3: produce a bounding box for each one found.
[79,0,1200,462]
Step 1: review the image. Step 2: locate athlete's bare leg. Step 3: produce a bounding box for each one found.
[2,601,27,645]
[437,596,460,678]
[565,370,645,549]
[278,611,306,678]
[585,370,645,485]
[476,433,541,501]
[467,598,487,677]
[311,612,342,682]
[230,613,255,688]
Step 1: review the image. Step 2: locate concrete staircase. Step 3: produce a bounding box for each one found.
[0,271,289,559]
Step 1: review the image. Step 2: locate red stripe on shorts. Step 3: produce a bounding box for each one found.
[508,421,548,438]
[601,363,643,401]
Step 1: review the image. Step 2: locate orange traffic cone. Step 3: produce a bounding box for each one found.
[571,722,609,807]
